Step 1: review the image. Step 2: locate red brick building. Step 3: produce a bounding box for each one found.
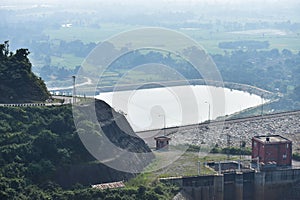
[252,135,292,166]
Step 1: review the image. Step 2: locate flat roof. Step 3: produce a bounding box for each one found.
[154,136,171,140]
[253,135,291,143]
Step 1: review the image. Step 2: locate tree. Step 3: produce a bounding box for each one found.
[15,48,30,60]
[32,130,58,161]
[4,41,9,56]
[0,41,9,57]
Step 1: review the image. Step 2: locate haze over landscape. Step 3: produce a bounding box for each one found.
[1,0,300,199]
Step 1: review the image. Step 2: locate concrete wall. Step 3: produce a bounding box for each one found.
[160,175,223,200]
[254,168,300,200]
[160,168,300,200]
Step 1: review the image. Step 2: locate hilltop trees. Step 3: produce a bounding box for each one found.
[0,41,10,57]
[0,41,50,103]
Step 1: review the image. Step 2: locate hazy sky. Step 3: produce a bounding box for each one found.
[1,0,298,12]
[1,0,299,22]
[1,0,298,6]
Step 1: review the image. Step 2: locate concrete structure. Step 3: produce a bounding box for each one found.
[154,136,171,150]
[91,181,125,190]
[160,168,300,200]
[252,135,292,167]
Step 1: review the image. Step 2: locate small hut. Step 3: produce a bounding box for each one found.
[154,136,171,150]
[252,135,292,167]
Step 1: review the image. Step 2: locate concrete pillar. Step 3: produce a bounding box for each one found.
[214,175,224,200]
[199,187,209,200]
[235,172,243,200]
[254,172,265,200]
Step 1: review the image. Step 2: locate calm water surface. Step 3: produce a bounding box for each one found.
[96,85,267,132]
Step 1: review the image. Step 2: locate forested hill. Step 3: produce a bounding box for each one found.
[0,42,50,103]
[0,100,155,199]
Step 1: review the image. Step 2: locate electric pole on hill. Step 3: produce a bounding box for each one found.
[227,133,231,159]
[72,75,76,104]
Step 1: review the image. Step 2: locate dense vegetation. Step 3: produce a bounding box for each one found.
[213,48,300,112]
[0,101,162,199]
[292,152,300,161]
[187,144,252,155]
[218,40,270,50]
[210,146,251,156]
[0,42,50,103]
[212,48,300,94]
[12,182,179,200]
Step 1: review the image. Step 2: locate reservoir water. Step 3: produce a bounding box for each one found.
[95,85,267,132]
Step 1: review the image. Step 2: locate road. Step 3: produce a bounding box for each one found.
[48,77,92,91]
[0,96,75,107]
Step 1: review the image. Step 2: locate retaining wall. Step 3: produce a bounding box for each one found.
[160,168,300,200]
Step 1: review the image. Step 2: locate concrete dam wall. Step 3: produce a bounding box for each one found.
[161,168,300,200]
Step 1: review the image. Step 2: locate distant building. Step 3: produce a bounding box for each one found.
[252,135,292,167]
[154,136,171,150]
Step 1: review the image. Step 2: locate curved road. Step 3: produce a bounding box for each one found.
[48,77,92,91]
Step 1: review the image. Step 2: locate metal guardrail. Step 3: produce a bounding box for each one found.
[0,95,75,107]
[0,103,64,107]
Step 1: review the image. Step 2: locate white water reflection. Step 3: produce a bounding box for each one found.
[96,85,267,132]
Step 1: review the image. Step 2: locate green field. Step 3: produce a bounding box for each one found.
[180,28,300,54]
[126,150,245,187]
[44,23,139,44]
[51,53,84,69]
[43,23,300,69]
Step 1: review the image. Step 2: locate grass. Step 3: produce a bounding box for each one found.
[256,37,300,53]
[124,146,251,194]
[130,148,245,186]
[182,28,300,54]
[126,172,156,187]
[44,23,139,44]
[50,54,84,69]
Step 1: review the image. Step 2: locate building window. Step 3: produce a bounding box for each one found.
[283,154,287,160]
[287,144,289,149]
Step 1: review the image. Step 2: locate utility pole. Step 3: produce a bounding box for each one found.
[261,94,264,125]
[72,75,76,104]
[158,114,166,136]
[197,161,201,176]
[227,133,231,159]
[257,157,260,172]
[204,101,210,122]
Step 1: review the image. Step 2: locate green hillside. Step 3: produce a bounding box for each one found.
[0,42,50,103]
[0,102,163,199]
[0,45,174,199]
